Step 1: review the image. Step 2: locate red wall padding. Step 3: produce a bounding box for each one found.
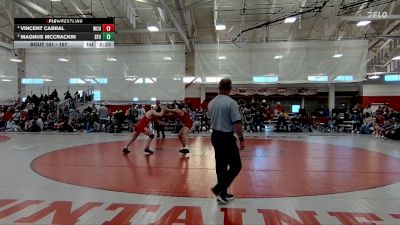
[184,98,201,109]
[106,105,131,114]
[362,96,400,111]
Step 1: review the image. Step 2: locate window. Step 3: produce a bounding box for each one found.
[95,78,108,84]
[71,77,108,84]
[308,75,328,82]
[253,76,279,83]
[84,79,96,84]
[183,77,202,83]
[69,78,85,84]
[292,105,301,113]
[93,90,101,101]
[22,78,44,84]
[144,78,157,84]
[205,77,224,83]
[385,74,400,81]
[134,78,144,84]
[22,97,27,102]
[334,75,353,81]
[133,97,139,102]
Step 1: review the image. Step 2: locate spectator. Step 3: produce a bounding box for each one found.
[6,118,21,132]
[359,113,373,134]
[50,89,58,100]
[385,120,400,140]
[98,104,109,130]
[243,112,254,132]
[64,91,72,101]
[154,100,165,138]
[137,105,146,120]
[275,102,285,115]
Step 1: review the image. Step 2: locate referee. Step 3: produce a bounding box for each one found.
[208,78,245,204]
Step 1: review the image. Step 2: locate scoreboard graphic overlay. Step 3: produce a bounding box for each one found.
[14,18,115,49]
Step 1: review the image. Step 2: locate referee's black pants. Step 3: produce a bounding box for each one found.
[211,130,242,195]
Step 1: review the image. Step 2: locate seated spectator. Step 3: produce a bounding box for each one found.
[45,111,57,130]
[253,110,264,132]
[385,120,400,140]
[0,107,5,129]
[274,102,285,115]
[113,109,125,131]
[37,117,44,131]
[84,110,100,133]
[276,112,288,132]
[351,112,363,133]
[25,116,41,132]
[3,107,14,124]
[191,109,201,133]
[6,118,21,132]
[363,104,372,115]
[375,118,393,138]
[328,114,338,132]
[359,113,373,134]
[200,109,210,132]
[243,112,254,132]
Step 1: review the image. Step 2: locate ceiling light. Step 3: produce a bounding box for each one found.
[356,21,371,26]
[51,0,61,1]
[44,79,53,82]
[147,26,159,32]
[107,57,117,62]
[218,56,226,60]
[0,75,6,78]
[333,54,343,58]
[368,75,380,79]
[215,24,226,31]
[163,56,172,61]
[125,78,135,81]
[58,58,69,62]
[173,77,182,80]
[1,79,12,82]
[284,17,297,23]
[9,58,22,63]
[392,56,400,60]
[274,55,284,59]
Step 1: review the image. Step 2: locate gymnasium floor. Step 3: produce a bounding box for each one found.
[0,132,400,225]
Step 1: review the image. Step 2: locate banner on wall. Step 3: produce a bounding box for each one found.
[231,88,317,96]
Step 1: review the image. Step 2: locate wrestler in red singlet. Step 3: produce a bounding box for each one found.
[134,116,152,133]
[178,111,193,129]
[123,107,165,155]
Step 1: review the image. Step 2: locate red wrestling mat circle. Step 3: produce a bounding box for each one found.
[31,137,400,198]
[0,135,10,142]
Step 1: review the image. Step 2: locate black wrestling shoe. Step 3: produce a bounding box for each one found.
[211,187,229,204]
[144,148,154,154]
[179,149,190,154]
[122,147,130,154]
[225,193,235,201]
